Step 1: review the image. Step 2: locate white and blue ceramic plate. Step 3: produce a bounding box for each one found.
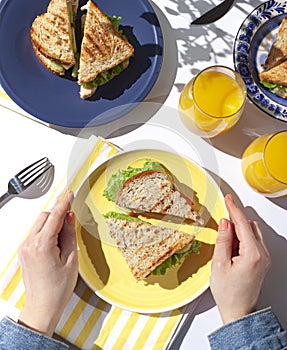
[0,0,163,128]
[234,0,287,122]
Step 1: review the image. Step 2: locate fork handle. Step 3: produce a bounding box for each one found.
[0,192,12,209]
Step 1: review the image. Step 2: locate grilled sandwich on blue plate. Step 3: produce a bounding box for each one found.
[30,0,78,77]
[77,0,134,99]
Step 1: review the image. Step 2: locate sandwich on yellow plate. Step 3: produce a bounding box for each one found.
[260,16,287,98]
[103,159,203,224]
[30,0,78,76]
[104,212,201,281]
[78,0,134,99]
[103,159,202,281]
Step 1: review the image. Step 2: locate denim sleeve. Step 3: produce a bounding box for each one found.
[0,317,69,350]
[208,307,287,350]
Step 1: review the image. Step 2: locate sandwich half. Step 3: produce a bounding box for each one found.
[105,213,200,280]
[78,0,134,99]
[103,159,203,225]
[116,170,203,224]
[30,0,78,76]
[260,60,287,98]
[260,16,287,98]
[262,17,287,70]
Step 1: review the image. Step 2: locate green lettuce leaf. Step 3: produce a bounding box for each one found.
[104,211,141,222]
[260,80,287,94]
[103,160,166,202]
[151,240,201,276]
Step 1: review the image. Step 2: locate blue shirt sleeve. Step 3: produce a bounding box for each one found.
[208,307,287,350]
[0,317,69,350]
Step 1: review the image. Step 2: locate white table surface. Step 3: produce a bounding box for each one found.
[1,1,287,349]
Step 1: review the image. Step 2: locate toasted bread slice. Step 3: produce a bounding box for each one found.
[116,170,203,224]
[30,0,75,71]
[78,0,134,87]
[107,218,195,280]
[263,17,287,70]
[260,60,287,86]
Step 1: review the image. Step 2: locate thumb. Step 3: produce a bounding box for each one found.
[213,218,234,264]
[58,212,78,263]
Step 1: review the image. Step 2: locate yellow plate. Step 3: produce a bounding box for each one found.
[74,149,227,313]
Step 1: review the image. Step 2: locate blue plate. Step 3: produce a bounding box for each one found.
[0,0,163,127]
[234,0,287,122]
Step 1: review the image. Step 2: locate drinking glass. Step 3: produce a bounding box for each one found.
[179,65,247,138]
[241,130,287,197]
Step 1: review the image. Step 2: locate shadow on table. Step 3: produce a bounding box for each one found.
[245,207,287,329]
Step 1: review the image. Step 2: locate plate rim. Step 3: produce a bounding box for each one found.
[74,149,227,313]
[233,0,287,122]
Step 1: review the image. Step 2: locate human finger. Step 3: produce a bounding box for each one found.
[41,190,74,240]
[212,218,234,265]
[224,194,256,245]
[58,212,78,263]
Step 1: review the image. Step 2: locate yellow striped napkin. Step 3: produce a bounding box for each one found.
[0,131,199,349]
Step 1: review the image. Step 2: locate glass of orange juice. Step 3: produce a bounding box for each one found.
[242,130,287,197]
[179,65,247,138]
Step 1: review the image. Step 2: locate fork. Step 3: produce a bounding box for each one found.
[0,157,54,209]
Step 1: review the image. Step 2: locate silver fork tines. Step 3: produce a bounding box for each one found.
[15,157,52,189]
[0,157,54,208]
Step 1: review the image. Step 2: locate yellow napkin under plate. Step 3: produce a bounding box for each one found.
[0,137,199,350]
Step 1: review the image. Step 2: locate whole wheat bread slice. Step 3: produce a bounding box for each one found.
[260,60,287,97]
[78,0,134,85]
[116,170,203,224]
[30,0,75,69]
[263,17,287,70]
[107,218,195,280]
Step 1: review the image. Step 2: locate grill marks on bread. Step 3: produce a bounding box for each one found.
[78,0,134,84]
[107,218,195,280]
[116,170,202,224]
[30,0,75,67]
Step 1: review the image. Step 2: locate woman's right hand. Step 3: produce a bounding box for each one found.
[18,190,78,337]
[210,194,271,325]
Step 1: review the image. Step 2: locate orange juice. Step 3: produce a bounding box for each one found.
[242,131,287,197]
[179,66,246,138]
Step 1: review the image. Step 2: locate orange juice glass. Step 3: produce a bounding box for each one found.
[242,131,287,197]
[179,66,247,138]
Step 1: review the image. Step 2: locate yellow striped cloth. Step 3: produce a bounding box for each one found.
[0,89,199,349]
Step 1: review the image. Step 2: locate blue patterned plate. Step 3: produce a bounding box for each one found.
[234,0,287,122]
